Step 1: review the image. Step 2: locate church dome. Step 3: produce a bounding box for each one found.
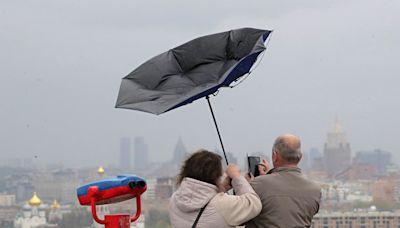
[97,166,105,175]
[51,200,60,209]
[28,192,42,206]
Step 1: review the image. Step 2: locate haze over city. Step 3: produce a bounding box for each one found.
[1,0,399,168]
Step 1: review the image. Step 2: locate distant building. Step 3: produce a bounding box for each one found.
[312,211,400,227]
[323,119,351,176]
[320,181,373,205]
[119,137,131,171]
[172,137,187,167]
[4,174,34,203]
[0,194,16,206]
[48,200,62,224]
[155,177,175,199]
[371,179,396,205]
[335,163,376,181]
[134,137,149,170]
[354,149,392,175]
[33,170,81,204]
[0,206,19,227]
[14,192,47,228]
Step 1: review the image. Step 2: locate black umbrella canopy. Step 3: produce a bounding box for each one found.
[116,27,272,115]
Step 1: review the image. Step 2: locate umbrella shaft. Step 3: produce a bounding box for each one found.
[206,96,229,165]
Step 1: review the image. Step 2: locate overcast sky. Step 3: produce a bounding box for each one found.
[0,0,399,168]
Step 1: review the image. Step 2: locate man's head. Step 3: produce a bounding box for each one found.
[272,134,302,168]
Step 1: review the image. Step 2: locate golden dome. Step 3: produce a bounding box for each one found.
[51,199,61,209]
[97,166,105,175]
[28,192,42,206]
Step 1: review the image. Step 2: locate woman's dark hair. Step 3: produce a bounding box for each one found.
[177,149,223,186]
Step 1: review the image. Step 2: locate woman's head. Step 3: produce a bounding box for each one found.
[177,149,223,186]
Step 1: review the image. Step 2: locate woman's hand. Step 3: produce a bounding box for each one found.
[219,164,241,192]
[220,175,232,192]
[226,164,241,178]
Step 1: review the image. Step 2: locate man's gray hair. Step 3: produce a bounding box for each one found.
[273,137,302,163]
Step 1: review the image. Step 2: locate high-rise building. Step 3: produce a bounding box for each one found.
[134,136,149,170]
[119,137,131,171]
[323,119,351,176]
[172,137,187,167]
[354,149,392,175]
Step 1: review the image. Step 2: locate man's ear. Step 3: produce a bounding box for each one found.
[272,150,278,163]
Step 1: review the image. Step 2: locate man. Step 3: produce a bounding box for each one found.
[245,134,321,228]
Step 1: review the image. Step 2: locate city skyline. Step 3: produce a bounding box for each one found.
[1,120,398,170]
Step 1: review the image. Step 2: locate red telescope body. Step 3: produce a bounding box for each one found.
[77,175,147,228]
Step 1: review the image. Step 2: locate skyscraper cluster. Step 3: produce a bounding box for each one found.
[119,136,149,172]
[134,137,149,170]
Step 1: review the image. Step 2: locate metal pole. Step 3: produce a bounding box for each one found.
[206,96,229,165]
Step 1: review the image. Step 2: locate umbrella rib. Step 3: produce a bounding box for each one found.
[206,96,229,165]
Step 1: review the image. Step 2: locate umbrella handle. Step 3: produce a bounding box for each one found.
[206,96,229,166]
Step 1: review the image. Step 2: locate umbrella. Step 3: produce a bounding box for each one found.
[116,27,272,164]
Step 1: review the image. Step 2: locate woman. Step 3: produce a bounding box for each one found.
[169,149,262,228]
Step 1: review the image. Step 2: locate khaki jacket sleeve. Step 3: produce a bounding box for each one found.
[212,176,262,226]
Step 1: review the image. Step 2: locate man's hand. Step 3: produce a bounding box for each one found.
[258,159,271,175]
[245,172,254,182]
[226,164,241,178]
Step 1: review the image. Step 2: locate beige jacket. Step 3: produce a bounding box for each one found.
[169,176,262,228]
[245,167,321,228]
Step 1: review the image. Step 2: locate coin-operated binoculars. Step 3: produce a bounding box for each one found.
[77,175,147,228]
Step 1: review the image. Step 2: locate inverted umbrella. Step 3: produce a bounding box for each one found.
[116,27,272,165]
